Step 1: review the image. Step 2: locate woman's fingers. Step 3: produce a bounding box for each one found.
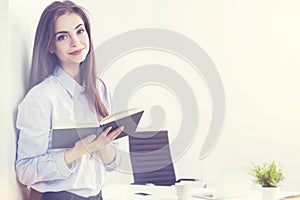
[74,126,125,154]
[107,126,124,141]
[90,126,124,151]
[101,126,112,137]
[100,126,124,141]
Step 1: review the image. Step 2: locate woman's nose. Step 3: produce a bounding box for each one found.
[71,36,80,47]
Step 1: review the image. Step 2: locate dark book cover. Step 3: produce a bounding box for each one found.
[51,110,144,149]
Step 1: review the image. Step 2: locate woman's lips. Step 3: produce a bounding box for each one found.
[70,48,84,55]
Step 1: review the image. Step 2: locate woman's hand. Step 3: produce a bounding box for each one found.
[88,126,123,152]
[64,126,124,165]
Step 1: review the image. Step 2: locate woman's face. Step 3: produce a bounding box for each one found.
[52,12,90,69]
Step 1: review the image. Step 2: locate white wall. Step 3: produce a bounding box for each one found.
[4,0,300,198]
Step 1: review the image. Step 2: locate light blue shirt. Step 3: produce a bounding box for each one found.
[16,66,120,197]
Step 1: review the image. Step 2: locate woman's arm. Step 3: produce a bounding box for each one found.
[15,90,75,185]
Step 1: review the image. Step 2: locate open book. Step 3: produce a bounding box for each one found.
[51,108,144,149]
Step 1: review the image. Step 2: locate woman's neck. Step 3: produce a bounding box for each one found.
[61,63,81,83]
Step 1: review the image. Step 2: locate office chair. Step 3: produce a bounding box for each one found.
[128,130,204,186]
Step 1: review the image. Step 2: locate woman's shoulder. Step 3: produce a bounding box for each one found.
[21,76,58,104]
[30,75,57,92]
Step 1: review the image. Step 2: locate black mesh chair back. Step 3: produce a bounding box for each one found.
[128,130,176,186]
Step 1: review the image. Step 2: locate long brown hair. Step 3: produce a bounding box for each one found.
[29,0,109,118]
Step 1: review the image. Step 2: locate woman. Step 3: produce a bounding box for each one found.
[15,1,122,199]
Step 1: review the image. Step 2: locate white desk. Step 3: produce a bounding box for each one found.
[102,184,299,200]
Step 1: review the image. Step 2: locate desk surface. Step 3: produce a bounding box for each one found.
[102,184,299,200]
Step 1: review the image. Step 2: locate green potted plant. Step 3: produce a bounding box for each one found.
[250,161,284,200]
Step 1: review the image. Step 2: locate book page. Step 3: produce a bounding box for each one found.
[100,107,142,125]
[53,122,99,129]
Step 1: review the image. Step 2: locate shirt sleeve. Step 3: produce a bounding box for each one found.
[92,141,120,172]
[104,142,121,171]
[15,88,76,186]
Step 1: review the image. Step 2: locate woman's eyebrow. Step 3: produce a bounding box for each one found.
[54,23,84,36]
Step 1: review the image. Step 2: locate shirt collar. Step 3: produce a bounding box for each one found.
[53,66,85,97]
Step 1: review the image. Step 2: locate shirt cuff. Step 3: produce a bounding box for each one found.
[56,151,77,177]
[104,144,121,171]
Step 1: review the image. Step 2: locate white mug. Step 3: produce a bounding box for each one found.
[171,182,191,200]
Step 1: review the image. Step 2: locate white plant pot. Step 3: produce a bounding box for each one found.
[261,187,280,200]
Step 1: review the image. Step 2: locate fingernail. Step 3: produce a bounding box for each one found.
[108,126,112,131]
[120,126,124,131]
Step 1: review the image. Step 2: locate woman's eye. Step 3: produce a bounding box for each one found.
[77,29,85,34]
[57,34,68,41]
